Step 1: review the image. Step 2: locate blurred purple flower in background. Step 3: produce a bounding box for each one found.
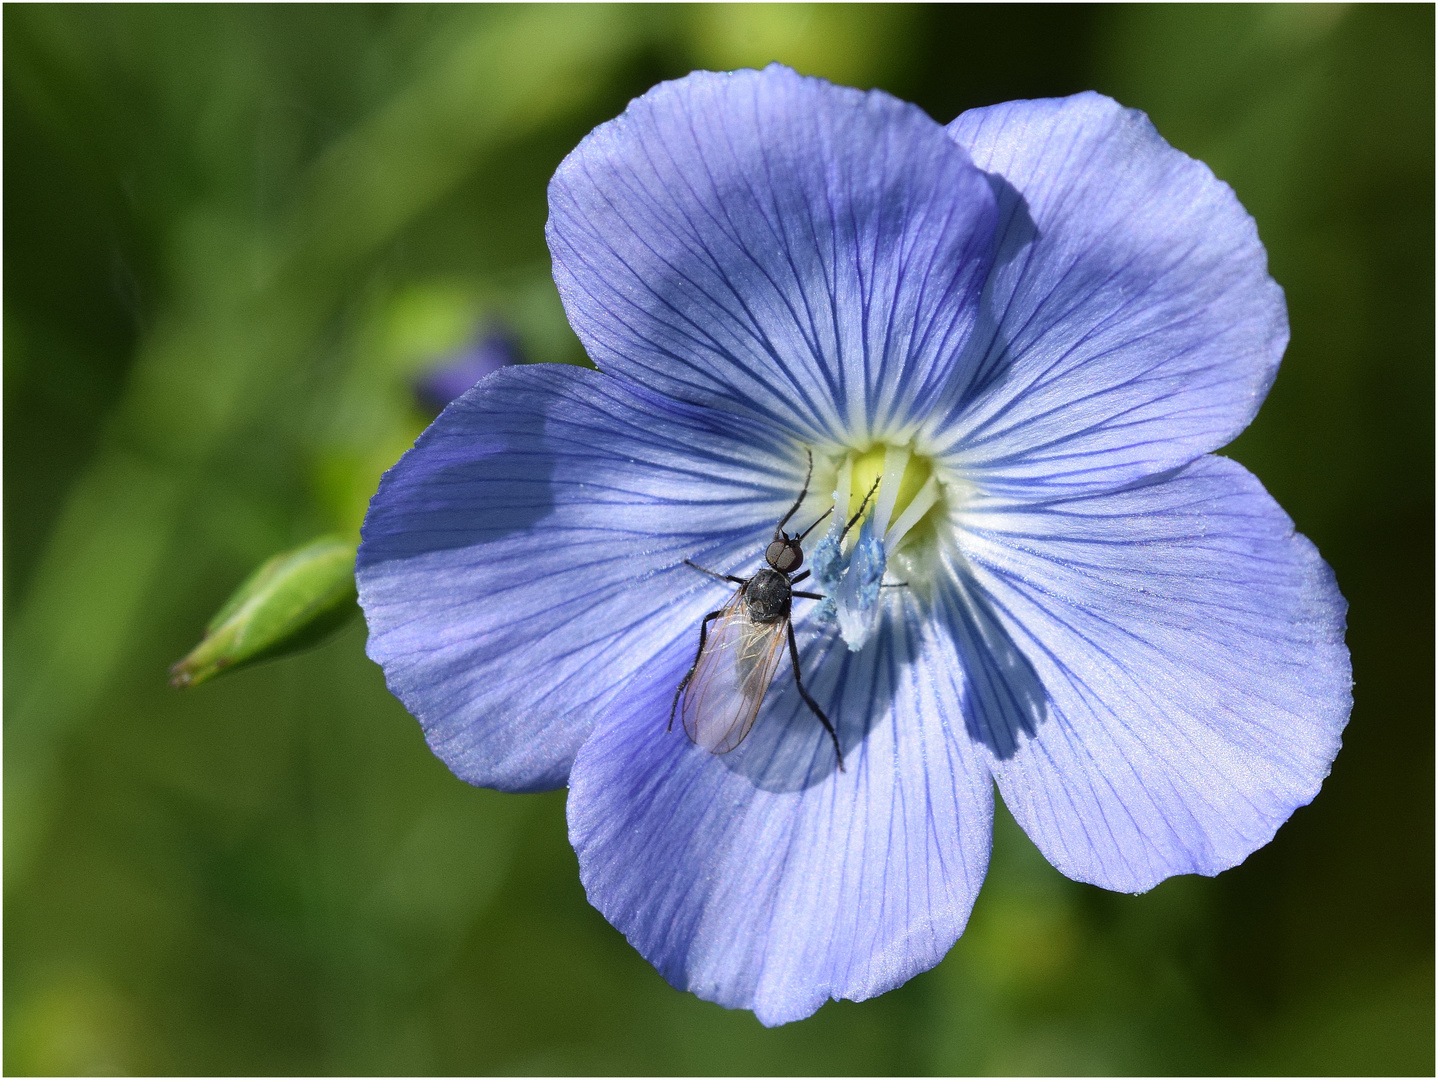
[357,66,1351,1025]
[413,325,524,414]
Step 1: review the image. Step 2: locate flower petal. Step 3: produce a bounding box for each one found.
[568,589,993,1026]
[357,365,808,792]
[954,454,1350,892]
[934,93,1287,495]
[547,64,996,444]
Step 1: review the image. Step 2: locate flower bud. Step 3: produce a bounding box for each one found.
[413,326,523,414]
[170,536,358,688]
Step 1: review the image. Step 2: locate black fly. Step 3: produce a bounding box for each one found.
[670,450,877,771]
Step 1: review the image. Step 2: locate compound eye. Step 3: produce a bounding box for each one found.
[766,538,803,573]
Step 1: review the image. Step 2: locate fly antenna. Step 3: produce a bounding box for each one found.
[796,506,832,541]
[773,448,814,539]
[840,477,882,541]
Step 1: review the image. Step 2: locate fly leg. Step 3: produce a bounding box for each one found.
[787,621,844,772]
[683,558,746,585]
[669,608,724,731]
[791,570,824,601]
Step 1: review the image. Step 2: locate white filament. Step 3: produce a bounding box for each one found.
[829,456,853,547]
[883,474,940,555]
[868,444,910,538]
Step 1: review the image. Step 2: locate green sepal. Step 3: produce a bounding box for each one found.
[170,536,359,688]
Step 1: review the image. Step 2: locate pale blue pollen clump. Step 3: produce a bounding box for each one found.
[812,445,941,649]
[834,520,885,650]
[809,505,847,623]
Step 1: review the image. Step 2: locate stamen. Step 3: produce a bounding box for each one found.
[819,441,948,567]
[812,441,951,650]
[883,474,940,554]
[831,456,853,541]
[870,444,912,538]
[833,444,940,554]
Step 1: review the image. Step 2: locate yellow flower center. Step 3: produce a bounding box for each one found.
[814,441,960,588]
[844,443,935,530]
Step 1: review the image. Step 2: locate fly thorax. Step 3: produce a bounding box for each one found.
[744,569,791,624]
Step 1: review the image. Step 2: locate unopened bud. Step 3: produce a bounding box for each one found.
[413,325,523,413]
[170,536,358,688]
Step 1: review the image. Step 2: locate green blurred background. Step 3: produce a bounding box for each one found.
[5,4,1432,1074]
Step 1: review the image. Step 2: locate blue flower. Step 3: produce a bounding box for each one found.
[357,66,1351,1026]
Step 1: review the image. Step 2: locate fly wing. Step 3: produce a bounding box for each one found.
[680,593,788,755]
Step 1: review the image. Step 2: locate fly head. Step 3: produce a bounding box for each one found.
[765,536,804,574]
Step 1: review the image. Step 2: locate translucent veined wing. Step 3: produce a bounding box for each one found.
[680,590,788,755]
